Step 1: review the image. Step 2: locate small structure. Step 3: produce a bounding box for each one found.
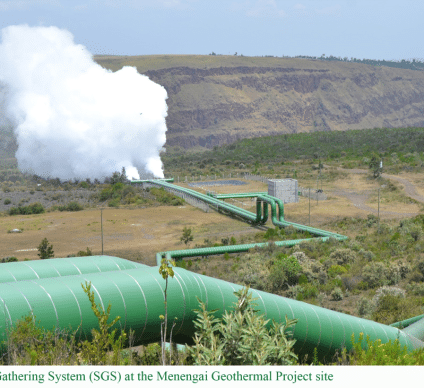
[268,179,298,203]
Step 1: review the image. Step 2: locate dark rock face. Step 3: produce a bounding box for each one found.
[5,57,424,154]
[138,60,424,149]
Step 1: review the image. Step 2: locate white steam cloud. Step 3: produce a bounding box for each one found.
[0,25,168,180]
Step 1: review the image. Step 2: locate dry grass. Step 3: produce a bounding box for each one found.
[1,170,423,264]
[0,206,259,265]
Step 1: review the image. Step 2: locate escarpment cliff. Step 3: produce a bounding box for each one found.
[3,55,424,156]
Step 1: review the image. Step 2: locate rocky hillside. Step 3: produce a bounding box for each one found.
[95,55,424,150]
[2,55,424,157]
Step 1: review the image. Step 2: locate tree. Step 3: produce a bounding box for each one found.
[37,238,54,260]
[180,227,194,246]
[369,154,382,178]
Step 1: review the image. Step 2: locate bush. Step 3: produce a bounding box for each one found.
[3,198,11,205]
[138,343,162,365]
[356,297,375,318]
[3,315,78,365]
[9,202,45,215]
[77,247,92,257]
[1,256,18,263]
[58,202,84,212]
[329,248,356,265]
[328,265,348,278]
[330,287,344,301]
[338,334,424,365]
[362,262,388,288]
[188,287,298,365]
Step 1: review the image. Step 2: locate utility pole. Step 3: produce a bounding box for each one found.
[309,188,311,225]
[101,208,104,255]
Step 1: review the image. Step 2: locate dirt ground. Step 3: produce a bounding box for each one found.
[1,171,423,264]
[0,205,260,265]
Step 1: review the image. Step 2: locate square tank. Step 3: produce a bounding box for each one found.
[268,179,298,203]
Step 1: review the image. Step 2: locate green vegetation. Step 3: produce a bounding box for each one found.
[337,334,424,365]
[37,238,54,260]
[158,256,177,365]
[291,54,424,71]
[57,201,84,212]
[163,127,424,178]
[188,287,298,365]
[180,227,194,246]
[79,282,127,365]
[185,214,424,322]
[9,202,45,215]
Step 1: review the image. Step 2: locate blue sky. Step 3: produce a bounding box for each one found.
[0,0,422,60]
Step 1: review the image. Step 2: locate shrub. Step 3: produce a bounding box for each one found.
[1,256,18,263]
[3,198,11,205]
[9,202,45,215]
[79,282,127,365]
[356,297,375,318]
[58,202,84,212]
[3,315,78,365]
[138,343,161,365]
[188,287,298,365]
[66,202,83,211]
[328,265,348,278]
[268,255,301,291]
[329,248,356,265]
[338,333,424,365]
[76,247,92,257]
[362,262,388,288]
[330,287,344,301]
[372,286,405,307]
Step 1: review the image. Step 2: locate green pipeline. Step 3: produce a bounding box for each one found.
[209,192,268,199]
[147,180,345,240]
[1,259,423,362]
[0,256,146,284]
[148,180,346,262]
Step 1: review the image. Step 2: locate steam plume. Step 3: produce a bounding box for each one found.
[0,25,168,180]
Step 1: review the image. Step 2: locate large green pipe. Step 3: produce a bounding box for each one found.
[156,238,321,265]
[0,256,145,284]
[1,262,423,362]
[213,192,268,199]
[148,180,344,241]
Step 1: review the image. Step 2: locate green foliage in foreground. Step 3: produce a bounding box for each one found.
[79,282,127,365]
[188,287,298,365]
[337,333,424,365]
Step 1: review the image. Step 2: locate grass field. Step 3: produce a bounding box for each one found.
[2,170,423,265]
